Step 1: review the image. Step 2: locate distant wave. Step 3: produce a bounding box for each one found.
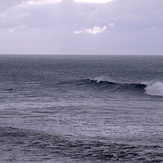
[78,77,163,97]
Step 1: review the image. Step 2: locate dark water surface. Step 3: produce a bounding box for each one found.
[0,55,163,162]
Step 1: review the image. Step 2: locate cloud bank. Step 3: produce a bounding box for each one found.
[0,0,163,54]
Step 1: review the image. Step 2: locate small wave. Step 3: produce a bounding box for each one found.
[145,81,163,97]
[0,126,162,163]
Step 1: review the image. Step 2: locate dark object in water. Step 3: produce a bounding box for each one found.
[5,88,13,91]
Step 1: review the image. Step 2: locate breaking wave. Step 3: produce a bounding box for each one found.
[78,77,163,97]
[145,81,163,97]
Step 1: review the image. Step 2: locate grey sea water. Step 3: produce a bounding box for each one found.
[0,55,163,163]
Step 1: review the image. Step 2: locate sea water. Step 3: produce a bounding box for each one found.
[0,55,162,163]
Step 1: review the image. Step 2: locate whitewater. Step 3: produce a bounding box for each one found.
[0,55,163,163]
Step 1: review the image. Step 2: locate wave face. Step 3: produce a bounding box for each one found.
[77,77,163,97]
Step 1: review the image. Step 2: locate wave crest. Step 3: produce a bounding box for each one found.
[93,76,116,83]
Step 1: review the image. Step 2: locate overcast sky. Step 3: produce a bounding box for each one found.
[0,0,163,55]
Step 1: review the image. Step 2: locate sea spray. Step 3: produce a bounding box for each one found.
[145,81,163,97]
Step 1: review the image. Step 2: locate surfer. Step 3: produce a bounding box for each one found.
[5,88,13,91]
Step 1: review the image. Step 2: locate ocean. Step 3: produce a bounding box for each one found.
[0,55,162,163]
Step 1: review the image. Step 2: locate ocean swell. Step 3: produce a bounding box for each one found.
[82,78,146,91]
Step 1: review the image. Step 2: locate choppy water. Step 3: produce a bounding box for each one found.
[0,55,163,163]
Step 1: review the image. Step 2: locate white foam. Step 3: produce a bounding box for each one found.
[145,81,163,97]
[93,76,116,83]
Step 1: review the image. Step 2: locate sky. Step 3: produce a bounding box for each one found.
[0,0,163,55]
